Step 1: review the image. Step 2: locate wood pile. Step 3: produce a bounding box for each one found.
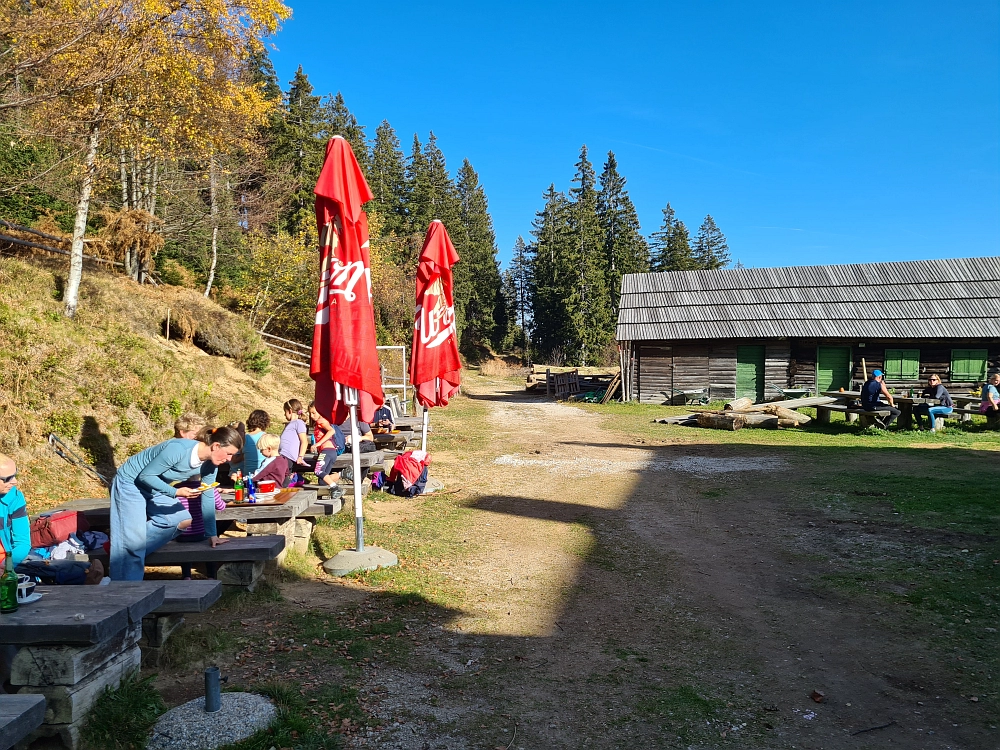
[654,395,836,431]
[525,365,619,397]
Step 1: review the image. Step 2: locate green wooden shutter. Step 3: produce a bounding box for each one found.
[884,349,919,380]
[736,346,765,401]
[951,349,987,381]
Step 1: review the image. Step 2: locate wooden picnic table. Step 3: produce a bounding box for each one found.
[821,390,953,429]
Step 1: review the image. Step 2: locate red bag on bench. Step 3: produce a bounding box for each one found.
[30,510,90,548]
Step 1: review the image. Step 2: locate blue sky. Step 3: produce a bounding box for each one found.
[270,1,999,269]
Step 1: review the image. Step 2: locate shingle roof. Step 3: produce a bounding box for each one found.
[616,256,1000,342]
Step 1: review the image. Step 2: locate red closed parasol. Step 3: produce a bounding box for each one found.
[312,136,387,561]
[311,136,384,424]
[409,220,462,449]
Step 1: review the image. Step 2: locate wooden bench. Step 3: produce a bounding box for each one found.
[817,404,892,427]
[0,695,45,750]
[944,406,1000,429]
[143,579,223,666]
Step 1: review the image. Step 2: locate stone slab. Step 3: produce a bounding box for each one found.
[153,580,222,614]
[11,624,142,687]
[322,546,398,577]
[0,694,45,750]
[20,645,140,724]
[0,582,163,646]
[147,692,276,750]
[145,535,284,565]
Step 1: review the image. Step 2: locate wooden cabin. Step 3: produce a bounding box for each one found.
[616,257,1000,403]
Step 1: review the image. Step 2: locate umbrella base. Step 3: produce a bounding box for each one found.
[322,546,398,577]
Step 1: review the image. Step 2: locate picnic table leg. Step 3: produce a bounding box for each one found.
[845,411,858,424]
[898,402,913,430]
[817,407,831,425]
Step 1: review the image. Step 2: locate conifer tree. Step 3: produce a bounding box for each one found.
[509,235,532,353]
[323,92,368,173]
[693,214,730,269]
[597,150,649,308]
[567,146,612,366]
[268,66,326,233]
[455,159,502,352]
[368,120,408,236]
[649,203,697,271]
[529,185,575,363]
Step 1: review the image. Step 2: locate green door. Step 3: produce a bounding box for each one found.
[736,345,766,402]
[817,346,851,393]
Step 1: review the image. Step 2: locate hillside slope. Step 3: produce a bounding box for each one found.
[0,255,312,512]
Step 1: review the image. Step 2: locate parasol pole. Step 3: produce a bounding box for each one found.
[421,406,429,452]
[345,385,364,552]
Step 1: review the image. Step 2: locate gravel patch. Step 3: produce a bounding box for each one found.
[494,453,786,476]
[147,692,276,750]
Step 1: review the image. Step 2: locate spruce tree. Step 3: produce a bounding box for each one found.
[597,150,649,308]
[649,203,696,271]
[529,185,575,363]
[510,235,532,354]
[322,92,369,173]
[368,120,408,236]
[268,67,327,233]
[567,146,612,366]
[693,214,730,269]
[455,159,502,353]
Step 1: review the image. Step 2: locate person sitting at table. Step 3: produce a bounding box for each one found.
[250,433,290,486]
[231,409,269,480]
[981,372,1000,414]
[913,374,954,432]
[174,412,208,440]
[110,426,241,581]
[372,404,394,433]
[0,453,104,585]
[309,402,346,488]
[860,369,900,428]
[339,416,377,452]
[279,399,309,468]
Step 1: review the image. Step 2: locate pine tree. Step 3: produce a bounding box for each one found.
[455,159,502,352]
[529,184,575,363]
[597,150,649,308]
[368,120,408,236]
[323,92,368,173]
[567,145,612,366]
[649,203,697,271]
[693,214,730,269]
[268,67,327,233]
[510,235,532,354]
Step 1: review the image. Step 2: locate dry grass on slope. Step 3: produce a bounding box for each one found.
[0,255,312,512]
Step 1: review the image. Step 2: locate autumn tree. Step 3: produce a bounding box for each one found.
[2,0,291,316]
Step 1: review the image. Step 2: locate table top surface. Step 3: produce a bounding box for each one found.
[0,581,165,645]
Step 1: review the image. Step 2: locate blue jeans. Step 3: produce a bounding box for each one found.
[110,476,195,580]
[914,404,953,428]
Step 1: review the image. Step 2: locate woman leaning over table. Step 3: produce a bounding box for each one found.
[913,374,953,432]
[110,426,242,580]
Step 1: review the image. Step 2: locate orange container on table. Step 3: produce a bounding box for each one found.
[258,480,277,493]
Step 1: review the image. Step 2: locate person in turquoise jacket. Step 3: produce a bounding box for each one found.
[110,426,242,580]
[0,454,30,566]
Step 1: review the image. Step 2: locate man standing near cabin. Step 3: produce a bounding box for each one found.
[861,369,900,428]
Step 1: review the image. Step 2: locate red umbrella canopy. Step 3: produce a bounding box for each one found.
[311,136,384,424]
[410,220,462,408]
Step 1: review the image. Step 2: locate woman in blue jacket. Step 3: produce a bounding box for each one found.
[110,426,242,580]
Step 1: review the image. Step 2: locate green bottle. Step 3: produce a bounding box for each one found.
[1,544,19,613]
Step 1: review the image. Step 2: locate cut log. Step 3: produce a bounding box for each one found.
[763,405,812,424]
[697,413,746,431]
[777,418,799,428]
[724,397,754,412]
[742,413,780,427]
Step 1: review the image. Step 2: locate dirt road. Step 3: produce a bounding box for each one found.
[345,380,992,749]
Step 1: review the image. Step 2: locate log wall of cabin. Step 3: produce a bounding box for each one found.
[632,339,999,402]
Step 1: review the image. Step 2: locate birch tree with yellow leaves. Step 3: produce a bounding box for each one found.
[0,0,290,316]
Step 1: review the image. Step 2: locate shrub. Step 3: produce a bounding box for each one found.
[106,386,132,409]
[238,346,271,376]
[118,416,136,438]
[167,398,183,420]
[45,410,81,437]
